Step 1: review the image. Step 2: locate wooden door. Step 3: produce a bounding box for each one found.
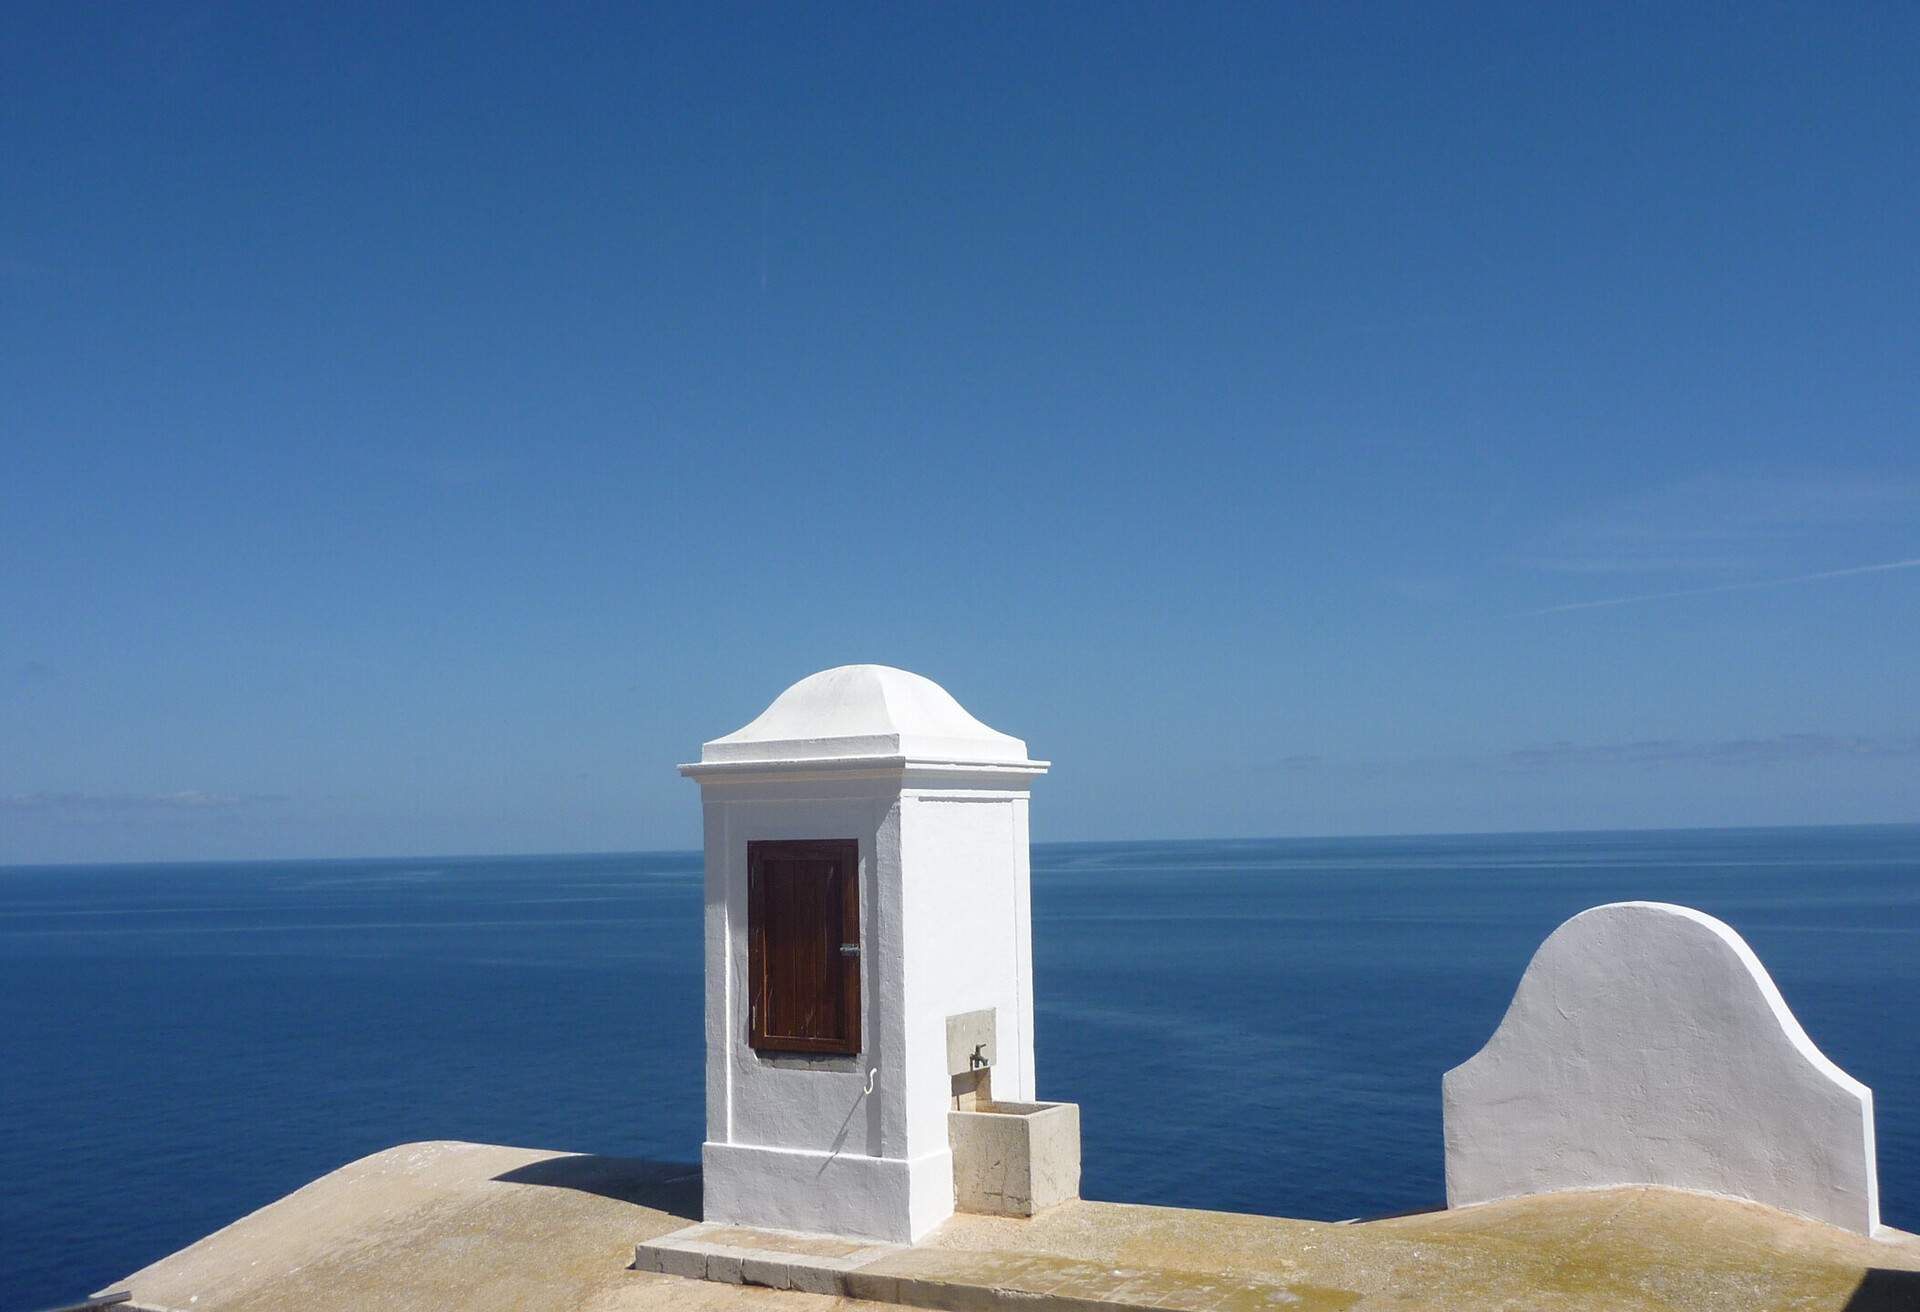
[746,839,861,1055]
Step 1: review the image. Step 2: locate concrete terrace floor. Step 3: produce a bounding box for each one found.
[101,1141,1920,1312]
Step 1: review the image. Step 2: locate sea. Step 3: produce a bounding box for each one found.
[4,825,1918,1309]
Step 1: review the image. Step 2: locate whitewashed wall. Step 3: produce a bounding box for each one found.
[685,666,1048,1243]
[1444,901,1880,1235]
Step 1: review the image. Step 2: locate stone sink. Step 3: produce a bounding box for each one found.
[948,1099,1081,1218]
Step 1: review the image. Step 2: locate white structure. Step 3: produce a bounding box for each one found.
[680,665,1049,1242]
[1443,901,1880,1236]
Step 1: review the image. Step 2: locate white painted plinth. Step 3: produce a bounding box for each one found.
[701,1142,955,1243]
[1443,901,1880,1235]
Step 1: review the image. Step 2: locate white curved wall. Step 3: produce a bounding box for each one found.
[1443,901,1880,1235]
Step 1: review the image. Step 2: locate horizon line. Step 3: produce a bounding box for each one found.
[6,817,1919,870]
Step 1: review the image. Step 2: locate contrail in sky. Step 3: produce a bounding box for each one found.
[1527,558,1920,616]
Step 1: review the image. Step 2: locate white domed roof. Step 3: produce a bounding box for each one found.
[699,665,1031,766]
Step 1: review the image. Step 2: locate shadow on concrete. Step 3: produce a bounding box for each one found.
[1845,1268,1920,1311]
[492,1154,702,1221]
[1343,1202,1448,1224]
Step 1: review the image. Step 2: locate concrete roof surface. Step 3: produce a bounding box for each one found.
[101,1140,1920,1312]
[101,1141,870,1312]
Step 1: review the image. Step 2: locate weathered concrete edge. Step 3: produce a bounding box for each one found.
[92,1141,620,1312]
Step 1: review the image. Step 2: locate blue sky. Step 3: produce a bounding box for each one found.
[4,3,1917,862]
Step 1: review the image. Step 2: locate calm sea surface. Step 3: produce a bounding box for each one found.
[4,826,1919,1307]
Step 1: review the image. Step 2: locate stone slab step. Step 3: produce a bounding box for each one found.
[845,1248,1360,1311]
[633,1222,904,1296]
[635,1223,1361,1310]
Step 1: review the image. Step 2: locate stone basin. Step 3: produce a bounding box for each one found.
[949,1098,1081,1217]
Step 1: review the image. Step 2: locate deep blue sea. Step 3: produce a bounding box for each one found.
[4,826,1919,1309]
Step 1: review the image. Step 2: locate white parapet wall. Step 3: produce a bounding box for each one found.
[1443,901,1881,1236]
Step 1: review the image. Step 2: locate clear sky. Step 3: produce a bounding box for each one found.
[4,3,1916,863]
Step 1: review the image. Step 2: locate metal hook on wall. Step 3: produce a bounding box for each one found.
[863,1067,878,1096]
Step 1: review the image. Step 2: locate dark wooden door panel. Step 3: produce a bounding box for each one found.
[747,839,860,1054]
